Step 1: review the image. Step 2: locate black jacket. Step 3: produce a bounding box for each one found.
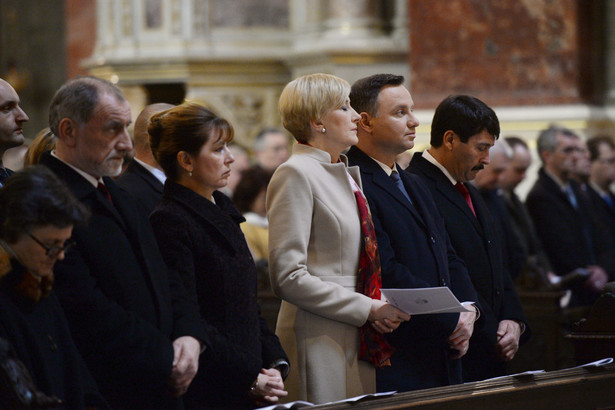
[41,152,207,409]
[408,152,529,381]
[117,160,164,216]
[150,180,287,409]
[0,260,108,409]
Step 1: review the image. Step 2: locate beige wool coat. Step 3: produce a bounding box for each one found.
[267,144,375,404]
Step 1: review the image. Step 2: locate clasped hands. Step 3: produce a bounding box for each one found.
[368,299,411,334]
[167,336,202,397]
[250,368,288,405]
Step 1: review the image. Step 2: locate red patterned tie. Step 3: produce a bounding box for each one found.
[97,182,114,206]
[455,182,476,217]
[353,188,395,368]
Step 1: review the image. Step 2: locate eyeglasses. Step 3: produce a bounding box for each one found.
[28,233,75,257]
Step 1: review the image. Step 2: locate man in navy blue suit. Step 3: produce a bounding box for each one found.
[408,95,529,382]
[346,74,479,392]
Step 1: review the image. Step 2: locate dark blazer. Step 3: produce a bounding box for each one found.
[150,180,287,409]
[347,147,479,391]
[40,152,207,409]
[0,261,108,409]
[117,159,164,216]
[408,152,529,382]
[526,168,600,305]
[479,189,526,281]
[584,184,615,280]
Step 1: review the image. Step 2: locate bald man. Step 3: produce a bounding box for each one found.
[118,103,174,214]
[0,78,29,184]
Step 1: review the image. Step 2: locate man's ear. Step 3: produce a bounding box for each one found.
[57,118,78,148]
[176,151,193,173]
[443,130,456,151]
[358,112,373,133]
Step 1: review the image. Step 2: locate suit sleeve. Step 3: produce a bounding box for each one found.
[53,246,175,391]
[267,164,372,327]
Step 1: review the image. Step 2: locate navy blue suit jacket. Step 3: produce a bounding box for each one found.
[347,147,479,391]
[408,152,529,382]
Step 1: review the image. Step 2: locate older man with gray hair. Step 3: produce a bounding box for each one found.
[40,76,208,409]
[526,125,609,306]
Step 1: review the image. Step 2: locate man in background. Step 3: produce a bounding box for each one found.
[0,78,29,184]
[118,103,174,214]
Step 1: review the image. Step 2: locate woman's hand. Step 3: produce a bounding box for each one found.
[250,368,288,404]
[368,299,410,334]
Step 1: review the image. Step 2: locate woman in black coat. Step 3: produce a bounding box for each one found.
[148,103,288,409]
[0,166,107,409]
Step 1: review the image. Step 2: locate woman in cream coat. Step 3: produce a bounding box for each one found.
[267,73,410,404]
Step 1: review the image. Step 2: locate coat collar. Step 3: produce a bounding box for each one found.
[410,152,483,233]
[125,160,164,194]
[162,180,245,251]
[347,146,425,226]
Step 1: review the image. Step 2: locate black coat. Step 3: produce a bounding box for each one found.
[117,160,164,216]
[40,152,207,409]
[347,147,479,391]
[583,184,615,280]
[408,152,529,382]
[526,168,600,305]
[150,181,287,409]
[0,260,107,409]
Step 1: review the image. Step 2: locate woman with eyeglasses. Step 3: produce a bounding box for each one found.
[0,165,108,409]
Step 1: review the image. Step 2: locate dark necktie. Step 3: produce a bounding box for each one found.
[602,193,614,209]
[564,185,578,209]
[455,182,476,217]
[97,182,114,206]
[390,171,412,205]
[0,168,10,185]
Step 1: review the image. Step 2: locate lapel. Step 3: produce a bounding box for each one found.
[41,153,129,231]
[129,161,164,194]
[347,147,417,210]
[163,181,243,254]
[411,153,483,234]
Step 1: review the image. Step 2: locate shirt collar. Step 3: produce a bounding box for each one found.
[51,150,101,187]
[422,149,458,185]
[370,156,398,177]
[134,157,166,184]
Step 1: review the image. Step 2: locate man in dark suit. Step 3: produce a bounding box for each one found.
[585,136,615,280]
[408,95,529,382]
[41,76,207,409]
[346,74,479,392]
[472,140,526,281]
[118,103,173,215]
[0,78,29,184]
[500,137,555,288]
[525,126,609,306]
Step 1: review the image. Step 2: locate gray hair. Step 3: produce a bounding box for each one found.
[49,76,125,136]
[536,124,578,163]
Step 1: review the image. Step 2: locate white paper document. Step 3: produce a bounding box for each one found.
[381,287,473,315]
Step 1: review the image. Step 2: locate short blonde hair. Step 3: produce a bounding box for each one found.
[278,73,350,143]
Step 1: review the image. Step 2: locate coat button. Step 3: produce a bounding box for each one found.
[430,236,436,244]
[441,280,447,286]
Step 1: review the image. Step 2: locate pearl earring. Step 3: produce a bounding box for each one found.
[321,128,326,133]
[189,171,193,177]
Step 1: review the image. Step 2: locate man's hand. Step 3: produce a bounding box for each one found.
[584,265,609,293]
[251,368,288,405]
[167,336,202,397]
[448,305,477,359]
[368,299,411,334]
[495,320,521,361]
